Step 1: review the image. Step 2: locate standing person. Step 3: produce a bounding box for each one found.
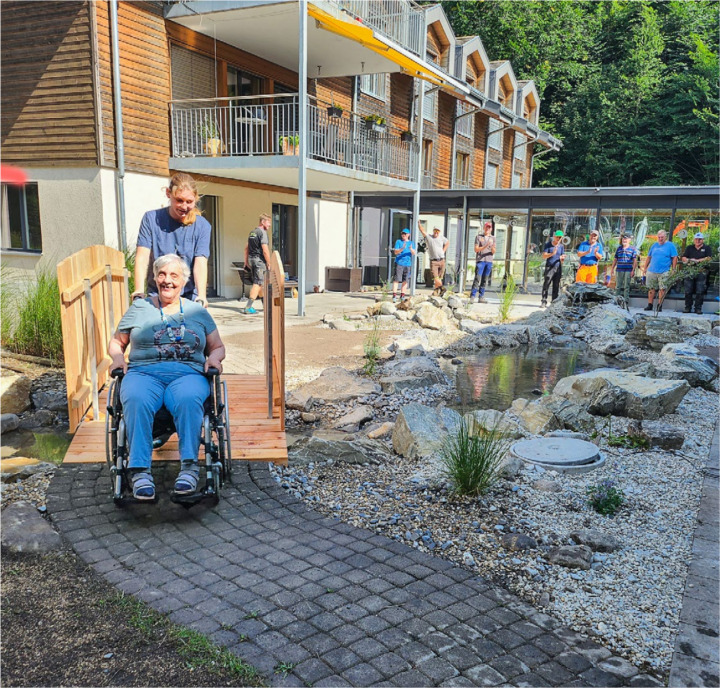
[392,228,416,302]
[642,230,678,312]
[540,230,565,307]
[610,234,639,304]
[242,213,272,314]
[575,229,604,283]
[470,222,495,303]
[417,220,449,296]
[133,173,211,306]
[681,232,712,314]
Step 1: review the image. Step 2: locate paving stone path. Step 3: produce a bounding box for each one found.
[48,462,663,687]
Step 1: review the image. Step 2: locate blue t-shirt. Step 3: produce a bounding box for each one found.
[614,245,638,272]
[394,239,416,267]
[647,241,678,274]
[117,297,217,374]
[543,240,564,267]
[578,240,604,266]
[137,208,212,299]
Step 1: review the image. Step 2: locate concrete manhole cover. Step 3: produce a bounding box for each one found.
[510,437,604,474]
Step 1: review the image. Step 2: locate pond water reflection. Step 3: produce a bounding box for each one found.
[442,346,631,412]
[1,430,71,465]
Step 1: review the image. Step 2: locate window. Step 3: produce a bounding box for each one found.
[422,82,437,122]
[512,170,523,189]
[455,153,470,188]
[485,163,499,189]
[514,134,527,164]
[422,139,433,188]
[456,101,472,138]
[488,119,503,151]
[1,184,42,252]
[359,73,387,101]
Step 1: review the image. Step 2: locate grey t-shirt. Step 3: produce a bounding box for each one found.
[475,234,495,263]
[247,226,269,261]
[426,234,447,261]
[117,298,217,373]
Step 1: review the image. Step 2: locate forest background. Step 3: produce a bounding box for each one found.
[437,0,719,188]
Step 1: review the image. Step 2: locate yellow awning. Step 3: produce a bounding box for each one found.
[308,4,450,88]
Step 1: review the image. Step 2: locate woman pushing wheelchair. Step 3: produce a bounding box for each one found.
[109,254,225,501]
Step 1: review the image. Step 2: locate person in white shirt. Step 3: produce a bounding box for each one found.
[418,221,449,295]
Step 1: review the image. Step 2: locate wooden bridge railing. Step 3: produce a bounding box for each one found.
[57,246,128,432]
[264,250,286,429]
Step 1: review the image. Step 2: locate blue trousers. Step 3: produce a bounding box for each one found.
[471,262,493,297]
[120,362,210,469]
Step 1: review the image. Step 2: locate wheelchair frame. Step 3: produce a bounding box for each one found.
[105,367,232,508]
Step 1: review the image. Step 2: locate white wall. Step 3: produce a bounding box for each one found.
[118,170,171,248]
[307,198,348,291]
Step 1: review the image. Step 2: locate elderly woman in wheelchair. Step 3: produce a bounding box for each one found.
[108,254,228,505]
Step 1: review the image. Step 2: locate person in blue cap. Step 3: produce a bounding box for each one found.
[392,228,416,302]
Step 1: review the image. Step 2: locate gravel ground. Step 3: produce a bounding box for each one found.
[271,386,717,678]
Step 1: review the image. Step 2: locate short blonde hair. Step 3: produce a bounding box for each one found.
[259,213,271,223]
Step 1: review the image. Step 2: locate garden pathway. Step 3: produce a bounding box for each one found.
[48,462,664,687]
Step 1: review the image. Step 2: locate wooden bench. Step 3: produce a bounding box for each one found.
[232,261,298,298]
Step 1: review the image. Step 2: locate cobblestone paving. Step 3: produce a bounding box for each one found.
[48,462,664,687]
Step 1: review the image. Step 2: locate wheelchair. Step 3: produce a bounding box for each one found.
[105,367,232,508]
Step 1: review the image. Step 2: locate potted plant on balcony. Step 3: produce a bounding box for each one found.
[364,114,387,133]
[196,117,223,156]
[279,135,299,155]
[400,129,414,143]
[327,97,343,119]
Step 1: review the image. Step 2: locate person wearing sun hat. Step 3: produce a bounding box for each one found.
[575,229,604,284]
[541,230,566,306]
[681,232,713,314]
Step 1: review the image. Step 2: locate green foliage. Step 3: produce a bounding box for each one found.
[279,135,299,147]
[441,419,511,496]
[124,248,136,295]
[498,273,518,323]
[364,113,387,126]
[587,479,625,516]
[274,662,296,677]
[363,317,382,375]
[196,117,220,139]
[441,0,719,187]
[1,266,63,364]
[607,433,650,450]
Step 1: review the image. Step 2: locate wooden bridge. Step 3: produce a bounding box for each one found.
[58,246,287,466]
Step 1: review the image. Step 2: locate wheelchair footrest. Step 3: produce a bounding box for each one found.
[170,489,217,507]
[114,494,159,507]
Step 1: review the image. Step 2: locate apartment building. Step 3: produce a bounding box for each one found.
[1,0,560,302]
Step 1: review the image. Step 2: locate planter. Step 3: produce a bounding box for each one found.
[325,266,362,292]
[205,138,223,156]
[365,120,387,134]
[400,132,414,143]
[281,139,299,155]
[327,106,343,118]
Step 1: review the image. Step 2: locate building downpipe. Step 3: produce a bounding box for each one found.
[110,0,127,252]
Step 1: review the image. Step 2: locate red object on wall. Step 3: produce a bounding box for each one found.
[0,164,28,185]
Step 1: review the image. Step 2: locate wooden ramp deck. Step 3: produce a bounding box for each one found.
[63,374,287,465]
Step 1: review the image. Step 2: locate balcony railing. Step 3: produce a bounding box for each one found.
[169,94,419,183]
[328,0,424,56]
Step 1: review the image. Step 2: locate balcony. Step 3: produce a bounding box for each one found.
[169,94,419,192]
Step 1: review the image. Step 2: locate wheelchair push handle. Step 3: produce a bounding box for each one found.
[111,368,125,379]
[206,367,220,378]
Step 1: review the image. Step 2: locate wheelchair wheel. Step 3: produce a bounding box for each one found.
[217,380,232,482]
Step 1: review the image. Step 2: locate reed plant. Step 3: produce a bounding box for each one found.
[498,274,518,323]
[441,419,512,496]
[363,316,382,375]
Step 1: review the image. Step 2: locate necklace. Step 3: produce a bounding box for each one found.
[159,298,185,342]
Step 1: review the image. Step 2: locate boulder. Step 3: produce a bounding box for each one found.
[383,356,445,382]
[394,310,409,321]
[366,421,394,439]
[569,529,620,553]
[1,501,62,553]
[678,317,712,334]
[625,318,684,351]
[290,435,392,466]
[588,336,626,357]
[552,370,690,419]
[415,302,451,331]
[463,409,525,439]
[379,301,397,316]
[286,389,314,412]
[1,457,55,483]
[536,396,597,433]
[459,319,486,335]
[392,403,462,459]
[332,405,374,430]
[30,389,67,412]
[483,324,529,348]
[389,329,431,357]
[549,544,593,570]
[301,412,318,423]
[651,358,718,390]
[380,376,437,394]
[511,398,561,435]
[1,413,20,433]
[502,533,538,551]
[291,367,380,404]
[526,325,553,345]
[428,296,445,308]
[626,419,684,450]
[660,342,700,359]
[583,305,635,335]
[447,295,464,310]
[0,373,32,415]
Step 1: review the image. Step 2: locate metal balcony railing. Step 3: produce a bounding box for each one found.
[328,0,425,56]
[169,94,419,183]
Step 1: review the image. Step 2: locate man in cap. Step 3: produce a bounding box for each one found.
[392,228,416,302]
[575,229,604,284]
[470,221,495,303]
[642,230,677,312]
[610,234,639,304]
[418,220,449,295]
[681,232,713,314]
[541,230,566,306]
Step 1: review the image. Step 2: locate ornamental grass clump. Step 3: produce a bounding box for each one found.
[441,419,512,496]
[363,316,382,376]
[498,274,518,323]
[587,479,625,516]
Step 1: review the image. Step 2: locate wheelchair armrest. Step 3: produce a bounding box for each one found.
[111,368,125,379]
[206,367,220,378]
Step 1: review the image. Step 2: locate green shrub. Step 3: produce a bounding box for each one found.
[498,274,518,323]
[441,419,512,496]
[587,480,625,516]
[124,248,136,295]
[1,266,63,363]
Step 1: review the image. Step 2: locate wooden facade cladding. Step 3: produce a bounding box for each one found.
[472,112,489,188]
[94,1,171,176]
[502,129,515,188]
[313,77,353,114]
[436,92,455,188]
[1,1,98,166]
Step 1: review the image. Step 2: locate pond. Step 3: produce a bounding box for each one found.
[1,429,72,465]
[441,346,631,412]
